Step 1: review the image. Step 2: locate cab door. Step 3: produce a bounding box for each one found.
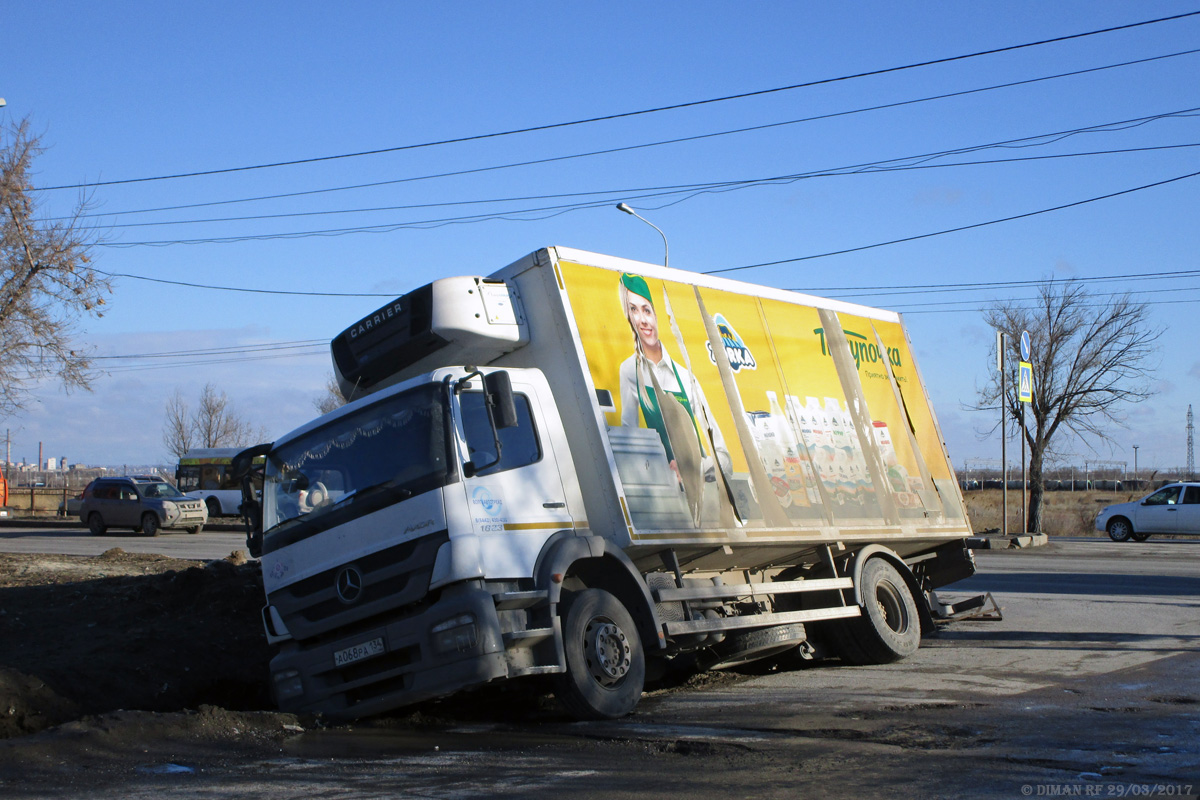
[455,378,574,575]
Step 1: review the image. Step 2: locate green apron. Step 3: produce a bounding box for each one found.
[638,359,703,463]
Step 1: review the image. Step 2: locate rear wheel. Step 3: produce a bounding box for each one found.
[87,513,107,536]
[553,589,645,720]
[141,512,160,537]
[1107,517,1133,542]
[834,558,921,665]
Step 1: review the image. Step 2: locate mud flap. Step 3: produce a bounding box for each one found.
[927,591,1002,621]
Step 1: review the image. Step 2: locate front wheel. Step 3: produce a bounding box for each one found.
[205,497,221,518]
[186,525,203,535]
[553,589,645,720]
[1107,517,1133,542]
[141,512,161,537]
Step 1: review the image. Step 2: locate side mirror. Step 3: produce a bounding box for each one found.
[231,443,273,479]
[231,443,272,558]
[484,370,519,430]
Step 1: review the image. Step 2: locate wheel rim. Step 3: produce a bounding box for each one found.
[875,581,910,634]
[1109,520,1130,540]
[584,616,632,686]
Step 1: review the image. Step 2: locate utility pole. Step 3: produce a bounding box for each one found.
[1188,405,1195,480]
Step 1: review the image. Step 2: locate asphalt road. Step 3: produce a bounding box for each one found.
[0,519,250,559]
[2,532,1198,798]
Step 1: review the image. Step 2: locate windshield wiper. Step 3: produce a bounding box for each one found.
[326,481,416,512]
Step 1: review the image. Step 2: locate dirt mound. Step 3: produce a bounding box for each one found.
[0,550,275,737]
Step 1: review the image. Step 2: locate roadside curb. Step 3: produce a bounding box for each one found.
[0,515,244,532]
[967,533,1050,550]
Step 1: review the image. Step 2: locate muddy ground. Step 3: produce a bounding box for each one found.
[0,548,743,784]
[0,549,277,737]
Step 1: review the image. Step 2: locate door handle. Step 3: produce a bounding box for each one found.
[543,502,566,509]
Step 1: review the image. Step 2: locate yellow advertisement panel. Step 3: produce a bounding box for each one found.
[558,259,958,534]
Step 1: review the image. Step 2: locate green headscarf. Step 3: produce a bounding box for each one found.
[620,273,653,308]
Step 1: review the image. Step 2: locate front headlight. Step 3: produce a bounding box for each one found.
[430,614,478,654]
[272,669,304,701]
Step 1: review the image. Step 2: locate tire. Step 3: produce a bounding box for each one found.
[553,589,645,720]
[88,513,107,536]
[1130,530,1151,542]
[141,512,161,537]
[700,623,808,671]
[1107,517,1133,542]
[186,525,203,535]
[205,497,221,518]
[834,558,921,666]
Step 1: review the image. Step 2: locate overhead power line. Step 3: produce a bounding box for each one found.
[705,168,1200,275]
[801,268,1200,299]
[90,107,1200,248]
[68,46,1200,221]
[89,141,1200,233]
[92,340,327,360]
[901,293,1200,315]
[91,268,396,297]
[39,11,1200,191]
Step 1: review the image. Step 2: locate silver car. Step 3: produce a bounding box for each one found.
[80,477,208,536]
[1095,482,1200,542]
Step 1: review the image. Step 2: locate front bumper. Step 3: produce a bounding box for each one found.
[269,581,509,720]
[162,501,208,529]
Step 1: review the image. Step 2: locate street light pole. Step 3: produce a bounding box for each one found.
[1133,445,1139,485]
[616,203,669,269]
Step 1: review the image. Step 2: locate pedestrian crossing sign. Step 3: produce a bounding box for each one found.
[1018,361,1033,403]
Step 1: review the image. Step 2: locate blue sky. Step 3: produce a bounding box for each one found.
[3,1,1198,476]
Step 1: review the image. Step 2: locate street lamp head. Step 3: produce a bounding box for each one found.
[615,201,669,270]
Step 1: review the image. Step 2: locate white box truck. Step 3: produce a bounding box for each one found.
[234,247,976,721]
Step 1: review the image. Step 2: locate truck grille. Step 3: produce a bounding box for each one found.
[269,530,449,641]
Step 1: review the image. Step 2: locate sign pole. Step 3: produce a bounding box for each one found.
[1021,404,1027,534]
[1018,330,1033,535]
[998,331,1007,536]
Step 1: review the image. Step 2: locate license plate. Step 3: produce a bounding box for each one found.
[333,637,385,667]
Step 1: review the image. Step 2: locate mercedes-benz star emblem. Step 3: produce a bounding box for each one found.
[335,565,365,605]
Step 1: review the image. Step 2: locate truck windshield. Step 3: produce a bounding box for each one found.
[261,383,453,546]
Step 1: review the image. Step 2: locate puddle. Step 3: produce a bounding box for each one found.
[283,719,782,759]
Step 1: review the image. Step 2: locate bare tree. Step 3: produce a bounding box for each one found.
[1,119,111,417]
[313,372,348,415]
[162,390,195,458]
[977,280,1161,532]
[162,383,265,457]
